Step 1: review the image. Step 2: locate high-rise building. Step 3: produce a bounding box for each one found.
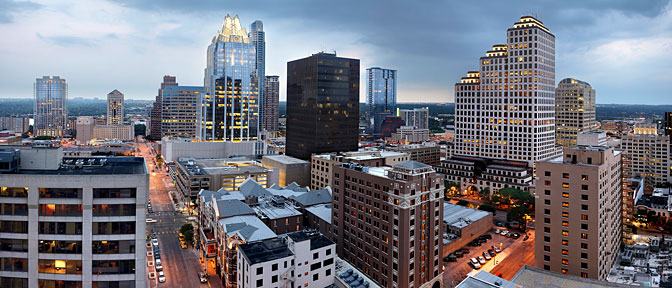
[665,112,672,137]
[262,75,279,133]
[34,76,67,137]
[555,78,596,147]
[619,124,672,185]
[332,161,444,288]
[150,76,177,140]
[106,89,124,125]
[366,67,397,135]
[0,146,148,288]
[161,86,203,138]
[399,108,429,130]
[249,20,265,132]
[454,16,556,167]
[286,52,360,160]
[535,146,622,280]
[202,14,259,142]
[0,116,30,134]
[76,116,95,144]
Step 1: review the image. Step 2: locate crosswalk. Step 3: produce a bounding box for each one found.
[153,230,179,235]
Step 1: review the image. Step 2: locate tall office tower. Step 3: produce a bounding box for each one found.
[286,52,359,160]
[453,16,556,166]
[0,146,148,288]
[202,14,259,142]
[555,78,596,147]
[366,67,397,136]
[34,76,67,137]
[399,108,429,130]
[150,76,177,140]
[262,75,279,133]
[106,89,124,125]
[619,124,672,185]
[249,20,265,132]
[332,161,444,288]
[76,116,95,144]
[535,146,622,280]
[665,112,672,137]
[161,86,203,138]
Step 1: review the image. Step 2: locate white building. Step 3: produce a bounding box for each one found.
[453,16,557,168]
[577,131,607,147]
[619,125,671,185]
[237,230,336,288]
[160,138,268,163]
[0,146,148,288]
[93,125,134,141]
[76,116,95,145]
[398,108,428,130]
[555,78,596,147]
[107,89,124,126]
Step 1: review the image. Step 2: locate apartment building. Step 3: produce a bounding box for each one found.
[535,146,622,280]
[332,161,444,288]
[436,156,533,194]
[388,142,441,166]
[0,145,148,288]
[619,125,671,186]
[310,149,408,190]
[555,78,596,147]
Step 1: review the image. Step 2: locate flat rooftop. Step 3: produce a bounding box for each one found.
[178,158,269,176]
[286,230,334,251]
[16,157,146,175]
[254,199,302,220]
[443,203,491,229]
[512,265,636,288]
[263,154,308,164]
[238,237,293,265]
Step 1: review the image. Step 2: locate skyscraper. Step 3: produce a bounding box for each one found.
[555,78,596,147]
[399,107,429,130]
[665,112,672,137]
[161,86,203,138]
[202,14,259,142]
[106,89,124,125]
[366,67,397,135]
[535,146,622,280]
[286,52,360,160]
[453,16,556,167]
[249,20,265,132]
[34,76,67,137]
[262,75,279,133]
[150,75,177,140]
[76,116,95,144]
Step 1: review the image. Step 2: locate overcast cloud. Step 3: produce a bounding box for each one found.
[0,0,670,104]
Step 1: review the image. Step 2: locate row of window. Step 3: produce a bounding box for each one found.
[0,187,137,198]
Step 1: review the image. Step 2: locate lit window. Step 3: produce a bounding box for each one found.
[562,183,569,188]
[562,240,568,246]
[562,249,568,255]
[581,215,588,221]
[562,259,569,265]
[562,192,569,198]
[581,233,588,239]
[562,202,569,208]
[562,212,569,218]
[562,221,569,227]
[562,230,569,236]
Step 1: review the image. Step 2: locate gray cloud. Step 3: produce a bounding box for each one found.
[36,32,96,46]
[0,0,41,23]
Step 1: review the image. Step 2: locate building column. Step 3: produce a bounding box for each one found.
[27,186,38,288]
[82,186,93,288]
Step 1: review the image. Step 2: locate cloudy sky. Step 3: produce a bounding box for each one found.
[1,0,671,104]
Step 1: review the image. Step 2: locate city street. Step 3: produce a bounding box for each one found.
[138,140,223,288]
[442,229,535,287]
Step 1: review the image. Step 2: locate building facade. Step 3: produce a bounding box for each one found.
[388,126,430,144]
[535,146,622,280]
[665,112,672,137]
[367,68,397,136]
[34,76,67,137]
[76,117,95,145]
[388,143,441,166]
[262,75,279,134]
[619,125,671,186]
[453,16,556,167]
[399,108,428,130]
[310,149,409,190]
[331,161,444,288]
[161,86,203,138]
[249,20,265,134]
[150,76,177,140]
[92,125,134,141]
[555,78,596,147]
[202,14,259,142]
[286,52,360,160]
[106,90,124,125]
[0,146,148,288]
[0,117,30,134]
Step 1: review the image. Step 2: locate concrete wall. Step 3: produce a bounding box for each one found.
[442,213,494,256]
[261,156,310,187]
[162,140,267,163]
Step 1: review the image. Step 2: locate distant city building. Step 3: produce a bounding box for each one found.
[262,75,279,133]
[535,146,622,280]
[0,116,30,134]
[75,116,95,144]
[555,78,596,147]
[366,67,397,136]
[34,76,67,137]
[600,120,629,135]
[249,20,266,134]
[619,124,671,185]
[454,16,556,167]
[261,154,310,187]
[387,142,441,166]
[0,131,21,145]
[93,124,134,141]
[150,75,177,139]
[310,149,409,190]
[161,86,203,138]
[286,52,360,160]
[0,146,148,288]
[106,89,124,125]
[388,126,430,143]
[332,161,444,288]
[437,156,533,195]
[665,112,672,137]
[160,138,269,163]
[379,116,405,139]
[202,14,259,141]
[399,107,428,130]
[576,131,607,147]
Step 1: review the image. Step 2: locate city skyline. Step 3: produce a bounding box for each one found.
[0,1,670,104]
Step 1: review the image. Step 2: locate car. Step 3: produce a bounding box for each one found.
[496,222,505,227]
[152,239,159,246]
[155,259,163,272]
[469,258,481,269]
[482,252,492,260]
[477,256,486,265]
[494,228,501,234]
[501,230,509,236]
[443,254,457,262]
[154,252,160,260]
[482,234,492,240]
[146,218,157,223]
[158,271,165,283]
[454,250,464,258]
[492,245,502,253]
[148,209,153,213]
[488,249,496,257]
[461,248,470,254]
[512,233,520,239]
[199,272,208,283]
[181,242,187,249]
[178,233,184,240]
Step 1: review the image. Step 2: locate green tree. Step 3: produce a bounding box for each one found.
[478,203,496,214]
[500,188,533,206]
[507,205,529,229]
[656,182,672,188]
[456,200,470,207]
[134,124,146,136]
[479,188,490,200]
[180,223,194,244]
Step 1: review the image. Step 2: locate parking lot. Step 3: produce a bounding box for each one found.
[442,228,535,287]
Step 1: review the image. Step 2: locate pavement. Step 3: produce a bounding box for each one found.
[442,228,535,287]
[138,140,224,288]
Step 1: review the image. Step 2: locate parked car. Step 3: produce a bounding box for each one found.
[482,252,492,261]
[494,228,501,234]
[152,239,159,246]
[512,233,520,239]
[146,218,157,223]
[488,249,496,257]
[492,245,502,253]
[500,230,509,236]
[151,233,157,239]
[443,255,456,262]
[477,256,486,265]
[454,250,463,258]
[462,248,470,254]
[158,271,166,283]
[199,272,208,283]
[469,258,481,269]
[482,234,492,240]
[155,259,163,272]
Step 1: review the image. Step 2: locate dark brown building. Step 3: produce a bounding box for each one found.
[332,161,444,288]
[262,75,280,134]
[665,112,672,137]
[149,75,177,140]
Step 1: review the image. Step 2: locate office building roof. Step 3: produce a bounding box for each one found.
[218,215,277,242]
[305,204,332,224]
[443,203,491,229]
[286,230,334,250]
[263,154,308,164]
[17,157,146,175]
[238,237,294,265]
[511,265,635,288]
[456,271,518,288]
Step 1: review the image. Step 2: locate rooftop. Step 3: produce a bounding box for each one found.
[253,197,302,220]
[218,215,277,242]
[15,157,146,175]
[456,271,518,288]
[305,204,332,224]
[178,158,269,176]
[286,230,334,250]
[263,154,308,164]
[238,237,294,265]
[512,265,636,288]
[289,187,332,207]
[443,203,491,229]
[213,199,255,219]
[394,160,430,170]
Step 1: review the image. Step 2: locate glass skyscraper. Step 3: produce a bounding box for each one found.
[366,67,397,136]
[202,14,259,142]
[249,20,265,131]
[34,76,67,137]
[286,52,360,160]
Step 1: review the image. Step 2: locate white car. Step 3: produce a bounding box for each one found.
[152,239,159,246]
[158,271,165,283]
[469,258,481,269]
[146,218,157,223]
[500,230,509,236]
[494,228,501,234]
[155,259,163,271]
[477,256,486,265]
[482,252,492,261]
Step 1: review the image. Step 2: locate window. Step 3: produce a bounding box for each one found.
[562,192,569,198]
[544,255,550,261]
[581,233,588,239]
[272,263,278,271]
[581,204,588,210]
[544,190,551,195]
[39,188,82,199]
[562,240,568,246]
[544,246,550,252]
[544,209,550,215]
[256,279,263,287]
[582,185,588,190]
[93,188,136,198]
[562,212,568,218]
[0,187,27,197]
[544,218,550,224]
[562,269,568,274]
[562,249,568,255]
[562,259,569,265]
[562,230,569,236]
[581,272,588,278]
[326,269,331,276]
[581,194,588,200]
[581,253,588,259]
[545,181,551,186]
[272,275,278,283]
[313,252,319,259]
[562,183,569,188]
[545,199,551,205]
[562,173,569,179]
[581,243,588,249]
[544,265,550,270]
[545,171,551,177]
[562,221,568,227]
[562,202,569,208]
[581,175,588,181]
[581,262,588,269]
[581,223,588,230]
[544,236,550,242]
[581,214,588,220]
[310,262,321,271]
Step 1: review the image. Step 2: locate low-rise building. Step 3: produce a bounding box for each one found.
[262,155,310,187]
[160,138,269,163]
[310,149,408,190]
[388,142,441,165]
[577,131,607,147]
[442,203,493,255]
[0,131,21,145]
[388,126,430,144]
[93,124,134,141]
[437,156,533,195]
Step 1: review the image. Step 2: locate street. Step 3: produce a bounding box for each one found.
[138,140,223,288]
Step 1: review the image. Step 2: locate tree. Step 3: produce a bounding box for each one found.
[478,203,496,214]
[656,182,672,188]
[479,188,490,200]
[500,188,533,207]
[134,124,146,136]
[507,205,529,229]
[456,200,470,207]
[180,223,194,244]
